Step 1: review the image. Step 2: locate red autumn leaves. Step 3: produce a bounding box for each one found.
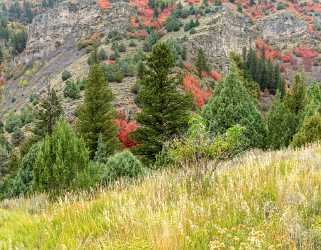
[98,0,111,9]
[115,118,138,148]
[183,73,211,108]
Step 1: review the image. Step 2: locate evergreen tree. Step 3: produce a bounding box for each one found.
[33,120,89,194]
[195,48,209,78]
[94,133,108,163]
[291,112,321,148]
[33,86,63,138]
[137,61,145,80]
[302,82,321,119]
[23,1,33,23]
[266,92,297,149]
[0,47,3,64]
[202,65,267,148]
[248,48,257,82]
[266,60,274,93]
[274,64,283,95]
[257,57,266,89]
[284,74,307,115]
[131,43,193,163]
[77,64,119,158]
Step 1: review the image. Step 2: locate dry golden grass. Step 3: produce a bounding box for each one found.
[1,144,321,249]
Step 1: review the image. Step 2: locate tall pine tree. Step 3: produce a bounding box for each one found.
[131,43,193,163]
[77,64,119,158]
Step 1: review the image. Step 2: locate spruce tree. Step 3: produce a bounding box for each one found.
[77,64,119,158]
[33,86,63,138]
[131,43,193,163]
[195,48,209,78]
[266,92,297,149]
[202,64,267,148]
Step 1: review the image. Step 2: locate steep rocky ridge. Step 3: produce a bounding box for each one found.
[0,0,136,115]
[1,0,320,118]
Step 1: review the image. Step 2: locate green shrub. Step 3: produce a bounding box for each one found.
[87,50,98,65]
[103,64,124,83]
[78,79,87,91]
[164,114,210,164]
[61,70,72,81]
[129,40,137,47]
[118,43,126,53]
[107,30,122,41]
[97,48,108,61]
[11,129,25,146]
[165,15,182,32]
[20,106,33,125]
[33,120,89,194]
[162,115,249,165]
[208,125,249,159]
[5,143,40,198]
[5,113,21,133]
[63,80,81,99]
[118,59,136,77]
[109,50,120,60]
[277,2,287,10]
[103,150,144,183]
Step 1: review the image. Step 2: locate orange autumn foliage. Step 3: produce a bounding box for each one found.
[98,0,111,9]
[183,73,211,108]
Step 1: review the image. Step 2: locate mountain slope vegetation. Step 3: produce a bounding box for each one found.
[1,144,321,249]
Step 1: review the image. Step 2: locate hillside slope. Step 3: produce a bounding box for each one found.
[1,144,321,249]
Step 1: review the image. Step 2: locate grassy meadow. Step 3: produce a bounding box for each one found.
[1,144,321,249]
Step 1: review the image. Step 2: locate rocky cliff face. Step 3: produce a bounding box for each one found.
[19,0,135,64]
[1,0,137,114]
[253,11,311,52]
[186,9,254,72]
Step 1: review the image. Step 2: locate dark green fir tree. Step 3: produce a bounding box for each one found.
[77,64,119,158]
[131,43,193,163]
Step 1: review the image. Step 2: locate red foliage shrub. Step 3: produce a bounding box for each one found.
[281,53,292,63]
[255,38,280,60]
[114,119,138,148]
[98,0,111,9]
[183,73,211,108]
[210,71,222,81]
[130,16,140,28]
[293,47,319,58]
[202,71,209,78]
[185,0,201,5]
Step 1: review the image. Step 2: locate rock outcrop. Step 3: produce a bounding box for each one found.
[19,0,135,64]
[186,9,254,72]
